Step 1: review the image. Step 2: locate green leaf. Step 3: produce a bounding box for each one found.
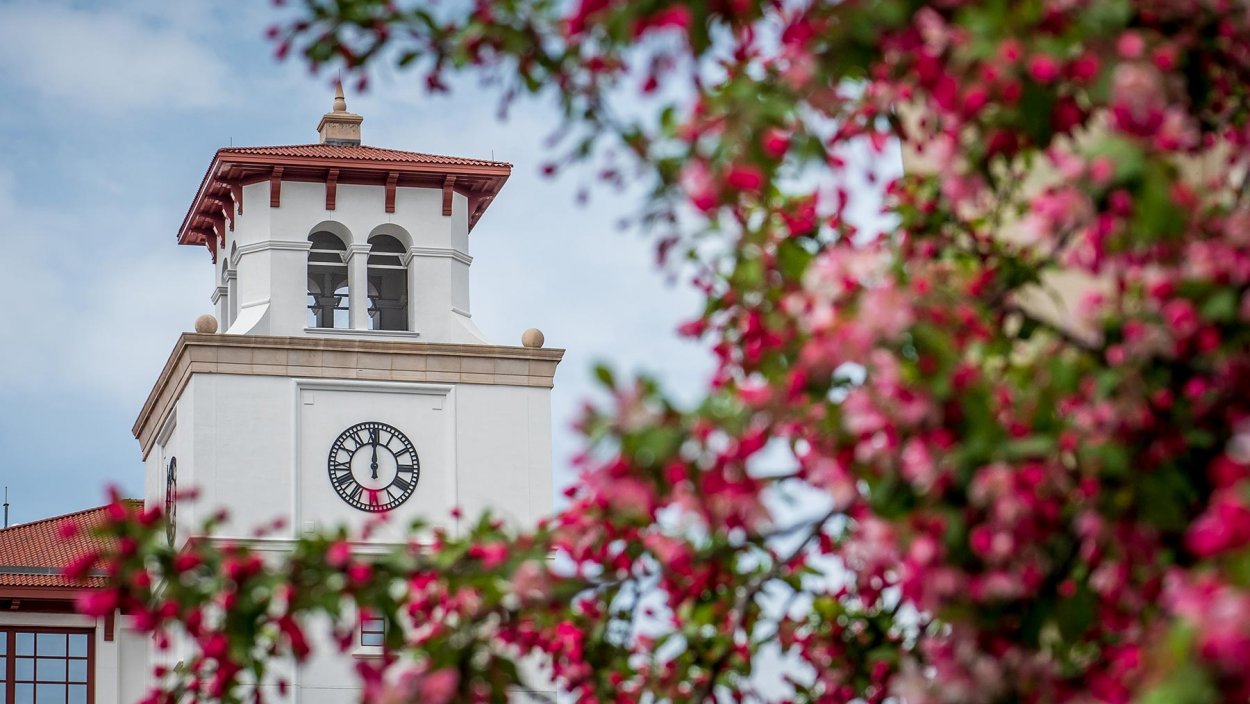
[1200,288,1237,323]
[593,364,616,389]
[1018,81,1056,146]
[1054,584,1095,640]
[1137,662,1219,704]
[777,239,814,280]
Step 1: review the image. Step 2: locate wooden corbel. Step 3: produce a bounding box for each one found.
[442,175,457,216]
[207,197,233,231]
[104,611,115,642]
[270,167,284,208]
[325,169,339,211]
[385,172,399,213]
[230,182,243,215]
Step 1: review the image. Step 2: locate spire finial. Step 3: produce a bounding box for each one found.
[318,80,363,146]
[332,81,347,113]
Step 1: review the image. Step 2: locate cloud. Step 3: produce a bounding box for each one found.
[0,169,208,402]
[0,1,232,114]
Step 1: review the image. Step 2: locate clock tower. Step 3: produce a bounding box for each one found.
[130,89,563,699]
[135,86,562,539]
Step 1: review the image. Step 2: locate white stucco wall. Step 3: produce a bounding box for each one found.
[148,373,553,542]
[141,369,556,701]
[219,181,484,344]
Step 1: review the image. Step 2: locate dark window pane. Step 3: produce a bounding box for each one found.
[361,616,386,647]
[35,683,66,704]
[68,659,87,683]
[68,685,87,704]
[16,657,34,680]
[37,658,66,681]
[16,683,33,704]
[16,633,33,656]
[68,635,87,658]
[37,633,66,656]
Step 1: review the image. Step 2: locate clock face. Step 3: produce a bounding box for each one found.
[164,457,177,544]
[327,422,420,512]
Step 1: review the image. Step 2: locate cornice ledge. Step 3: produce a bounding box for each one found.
[236,240,313,257]
[403,246,473,266]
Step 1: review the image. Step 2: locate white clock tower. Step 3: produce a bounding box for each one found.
[130,88,562,701]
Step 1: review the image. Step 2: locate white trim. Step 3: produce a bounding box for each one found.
[304,327,422,340]
[236,240,313,257]
[291,378,454,546]
[156,410,178,448]
[210,286,228,304]
[197,535,438,553]
[291,379,302,536]
[344,242,372,263]
[296,379,454,395]
[223,268,238,281]
[450,306,472,318]
[403,246,472,267]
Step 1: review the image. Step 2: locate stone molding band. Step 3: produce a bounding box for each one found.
[133,333,564,458]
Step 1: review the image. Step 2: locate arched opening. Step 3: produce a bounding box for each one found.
[367,234,408,331]
[308,231,349,328]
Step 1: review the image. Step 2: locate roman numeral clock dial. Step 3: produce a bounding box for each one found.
[327,422,420,512]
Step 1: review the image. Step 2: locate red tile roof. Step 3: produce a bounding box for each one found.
[178,142,513,253]
[0,501,140,589]
[217,144,512,168]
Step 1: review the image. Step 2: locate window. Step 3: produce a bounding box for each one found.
[366,235,408,331]
[0,629,92,704]
[307,232,349,328]
[360,616,386,648]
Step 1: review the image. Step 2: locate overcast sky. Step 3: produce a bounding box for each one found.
[0,0,713,525]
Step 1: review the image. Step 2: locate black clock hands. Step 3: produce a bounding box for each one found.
[365,427,381,478]
[330,422,420,513]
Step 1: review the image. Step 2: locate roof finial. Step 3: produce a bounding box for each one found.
[318,80,363,146]
[332,80,347,113]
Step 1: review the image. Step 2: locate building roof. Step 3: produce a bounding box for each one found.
[177,142,513,258]
[217,144,512,168]
[0,501,140,589]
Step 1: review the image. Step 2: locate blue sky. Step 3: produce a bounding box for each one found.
[0,0,710,525]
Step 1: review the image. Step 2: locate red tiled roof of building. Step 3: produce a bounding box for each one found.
[0,501,140,589]
[178,143,513,255]
[217,144,512,168]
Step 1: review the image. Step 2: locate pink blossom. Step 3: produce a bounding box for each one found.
[75,589,119,617]
[725,164,765,192]
[761,128,790,159]
[326,540,352,568]
[679,161,718,212]
[1027,55,1060,83]
[1110,62,1166,135]
[1161,298,1199,338]
[1187,490,1250,557]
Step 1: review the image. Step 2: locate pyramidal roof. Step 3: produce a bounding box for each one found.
[216,143,511,168]
[177,86,513,256]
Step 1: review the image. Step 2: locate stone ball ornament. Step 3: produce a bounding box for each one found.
[194,314,219,334]
[521,328,545,348]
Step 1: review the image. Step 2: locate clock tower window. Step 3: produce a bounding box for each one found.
[307,231,350,329]
[366,234,408,332]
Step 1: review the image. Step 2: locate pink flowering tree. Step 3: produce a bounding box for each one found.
[79,1,1250,702]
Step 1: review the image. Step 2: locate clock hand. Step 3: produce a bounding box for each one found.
[370,439,379,479]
